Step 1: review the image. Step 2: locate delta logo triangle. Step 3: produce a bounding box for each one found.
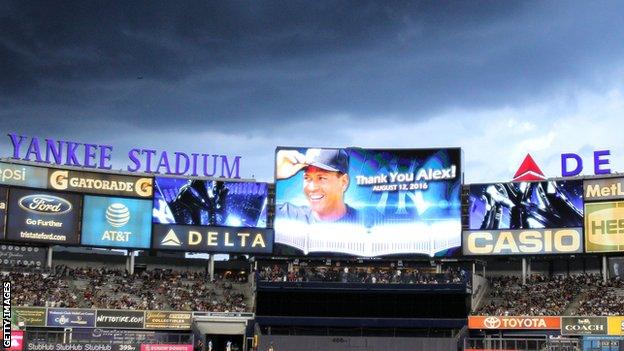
[161,229,182,246]
[513,154,546,181]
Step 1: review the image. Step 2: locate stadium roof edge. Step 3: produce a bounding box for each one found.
[466,171,624,186]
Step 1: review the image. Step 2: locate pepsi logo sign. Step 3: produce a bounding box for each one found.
[18,194,72,214]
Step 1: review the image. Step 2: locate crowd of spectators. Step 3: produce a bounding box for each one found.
[575,278,624,316]
[257,264,468,285]
[5,266,250,312]
[476,274,624,316]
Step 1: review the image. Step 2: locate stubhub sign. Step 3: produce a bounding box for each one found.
[81,195,152,249]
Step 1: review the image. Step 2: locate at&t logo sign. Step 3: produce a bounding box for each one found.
[102,203,132,242]
[106,203,130,227]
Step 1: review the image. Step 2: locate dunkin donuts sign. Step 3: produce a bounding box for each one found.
[468,316,561,330]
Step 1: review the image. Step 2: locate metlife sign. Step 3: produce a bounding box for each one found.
[81,196,152,249]
[584,177,624,202]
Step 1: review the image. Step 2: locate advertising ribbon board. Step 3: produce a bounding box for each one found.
[144,311,191,330]
[468,316,561,330]
[6,188,82,245]
[47,308,96,328]
[583,336,624,351]
[584,201,624,253]
[95,310,146,329]
[561,317,608,335]
[0,162,48,189]
[71,329,158,344]
[48,169,153,198]
[140,345,193,351]
[24,342,141,351]
[608,316,624,336]
[151,224,273,254]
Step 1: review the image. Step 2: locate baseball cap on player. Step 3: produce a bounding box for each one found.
[304,148,349,174]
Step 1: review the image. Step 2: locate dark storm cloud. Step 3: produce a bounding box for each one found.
[1,0,624,138]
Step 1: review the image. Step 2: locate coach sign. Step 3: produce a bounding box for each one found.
[96,310,145,329]
[468,316,561,330]
[561,317,608,335]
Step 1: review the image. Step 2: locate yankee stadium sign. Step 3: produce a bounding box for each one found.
[6,133,242,178]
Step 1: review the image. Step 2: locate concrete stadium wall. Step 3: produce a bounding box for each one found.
[257,335,458,351]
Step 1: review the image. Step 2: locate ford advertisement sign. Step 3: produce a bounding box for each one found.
[6,188,81,245]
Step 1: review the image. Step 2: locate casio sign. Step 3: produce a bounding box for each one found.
[19,195,72,215]
[464,229,582,255]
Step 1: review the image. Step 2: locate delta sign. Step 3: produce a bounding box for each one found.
[513,150,616,180]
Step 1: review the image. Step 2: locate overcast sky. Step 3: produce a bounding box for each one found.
[2,1,624,183]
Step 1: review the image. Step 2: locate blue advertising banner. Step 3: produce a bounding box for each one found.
[81,195,152,249]
[468,180,584,230]
[153,177,268,228]
[274,147,462,257]
[47,308,96,328]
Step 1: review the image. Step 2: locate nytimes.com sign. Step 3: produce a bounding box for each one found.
[468,316,561,330]
[463,229,583,255]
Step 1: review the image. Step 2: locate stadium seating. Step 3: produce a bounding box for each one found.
[6,266,251,312]
[475,274,624,316]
